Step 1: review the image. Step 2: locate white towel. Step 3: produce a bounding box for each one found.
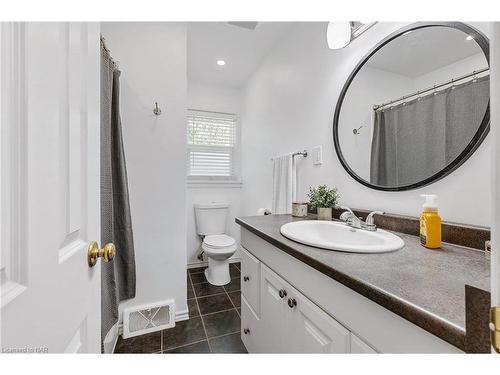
[272,154,293,214]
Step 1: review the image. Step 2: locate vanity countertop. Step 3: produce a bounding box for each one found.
[235,214,490,351]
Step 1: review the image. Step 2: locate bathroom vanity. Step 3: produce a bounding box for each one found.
[236,214,490,353]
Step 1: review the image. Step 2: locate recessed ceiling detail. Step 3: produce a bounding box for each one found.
[188,22,294,88]
[227,22,259,30]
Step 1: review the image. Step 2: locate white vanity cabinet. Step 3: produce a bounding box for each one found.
[239,229,463,353]
[241,247,349,353]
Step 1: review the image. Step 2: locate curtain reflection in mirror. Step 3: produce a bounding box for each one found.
[370,76,489,186]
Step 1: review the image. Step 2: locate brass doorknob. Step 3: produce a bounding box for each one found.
[87,241,116,267]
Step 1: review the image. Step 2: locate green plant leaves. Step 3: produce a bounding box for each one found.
[307,185,340,209]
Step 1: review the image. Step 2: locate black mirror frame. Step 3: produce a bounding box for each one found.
[333,22,490,192]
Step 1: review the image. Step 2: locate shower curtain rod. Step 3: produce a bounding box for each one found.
[373,66,489,111]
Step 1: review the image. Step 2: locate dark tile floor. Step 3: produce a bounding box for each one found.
[114,262,246,354]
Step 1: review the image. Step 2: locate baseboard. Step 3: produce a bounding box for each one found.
[175,309,189,322]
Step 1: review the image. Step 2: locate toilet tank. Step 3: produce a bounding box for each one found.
[194,203,229,235]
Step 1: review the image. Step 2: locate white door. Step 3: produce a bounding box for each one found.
[491,21,500,354]
[0,22,101,353]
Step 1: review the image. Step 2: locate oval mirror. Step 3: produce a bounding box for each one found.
[333,22,490,191]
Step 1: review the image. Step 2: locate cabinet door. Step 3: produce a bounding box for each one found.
[260,265,292,353]
[241,247,261,315]
[260,264,350,353]
[350,333,377,353]
[241,296,261,353]
[288,288,350,353]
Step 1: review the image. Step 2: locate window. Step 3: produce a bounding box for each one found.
[187,109,239,182]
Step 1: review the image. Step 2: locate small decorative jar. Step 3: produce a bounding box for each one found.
[317,207,333,221]
[292,202,308,217]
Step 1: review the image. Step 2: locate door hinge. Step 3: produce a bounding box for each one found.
[490,307,500,353]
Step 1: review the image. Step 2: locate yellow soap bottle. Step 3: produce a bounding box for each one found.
[420,194,441,249]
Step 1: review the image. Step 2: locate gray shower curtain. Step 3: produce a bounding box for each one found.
[370,76,489,186]
[101,40,136,351]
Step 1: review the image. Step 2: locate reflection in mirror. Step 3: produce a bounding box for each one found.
[335,24,489,190]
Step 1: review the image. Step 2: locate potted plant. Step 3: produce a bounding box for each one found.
[307,185,340,221]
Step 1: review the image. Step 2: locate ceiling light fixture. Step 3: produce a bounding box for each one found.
[327,22,377,50]
[327,22,352,50]
[217,60,226,66]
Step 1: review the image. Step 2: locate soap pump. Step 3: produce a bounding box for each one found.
[419,194,441,249]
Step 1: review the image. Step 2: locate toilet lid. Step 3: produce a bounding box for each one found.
[204,234,236,248]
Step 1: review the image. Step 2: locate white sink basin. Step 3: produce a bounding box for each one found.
[280,220,404,253]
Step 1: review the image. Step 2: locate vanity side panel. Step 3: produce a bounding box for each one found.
[241,228,462,353]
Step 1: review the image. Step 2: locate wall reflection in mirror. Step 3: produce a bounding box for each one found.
[334,23,490,191]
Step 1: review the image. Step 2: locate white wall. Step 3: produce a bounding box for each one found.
[186,82,243,264]
[101,23,188,318]
[414,53,486,88]
[241,22,492,227]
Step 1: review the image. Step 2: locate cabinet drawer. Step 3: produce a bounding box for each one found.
[240,247,260,315]
[350,333,377,353]
[241,296,261,353]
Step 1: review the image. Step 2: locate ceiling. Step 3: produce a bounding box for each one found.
[366,26,485,77]
[188,22,295,88]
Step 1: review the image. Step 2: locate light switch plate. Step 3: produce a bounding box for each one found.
[312,146,323,165]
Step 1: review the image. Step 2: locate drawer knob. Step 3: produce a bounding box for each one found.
[287,298,297,308]
[278,289,287,298]
[243,276,250,282]
[244,328,250,335]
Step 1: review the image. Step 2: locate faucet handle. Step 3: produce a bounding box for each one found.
[339,206,354,222]
[339,205,354,214]
[366,211,385,225]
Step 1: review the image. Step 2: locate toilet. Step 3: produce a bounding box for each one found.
[194,203,237,286]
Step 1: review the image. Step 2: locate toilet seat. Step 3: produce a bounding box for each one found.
[202,235,237,257]
[203,234,235,249]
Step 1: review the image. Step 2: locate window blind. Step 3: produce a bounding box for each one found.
[187,110,237,178]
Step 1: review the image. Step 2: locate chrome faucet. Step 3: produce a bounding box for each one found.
[339,206,385,231]
[339,206,363,229]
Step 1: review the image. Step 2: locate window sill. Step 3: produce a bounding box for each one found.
[187,180,243,189]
